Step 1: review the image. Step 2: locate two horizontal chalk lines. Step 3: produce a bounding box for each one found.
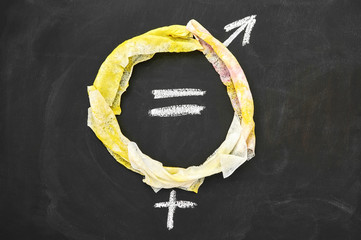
[149,88,206,117]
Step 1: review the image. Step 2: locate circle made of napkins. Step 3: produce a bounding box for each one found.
[87,19,255,193]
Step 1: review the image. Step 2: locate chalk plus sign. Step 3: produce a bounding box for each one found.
[154,190,197,230]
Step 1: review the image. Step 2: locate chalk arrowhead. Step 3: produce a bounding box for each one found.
[223,15,257,47]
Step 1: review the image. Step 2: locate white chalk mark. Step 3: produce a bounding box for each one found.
[223,15,257,47]
[152,88,206,99]
[148,104,205,117]
[154,190,197,230]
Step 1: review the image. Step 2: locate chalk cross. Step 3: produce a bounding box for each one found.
[154,190,197,230]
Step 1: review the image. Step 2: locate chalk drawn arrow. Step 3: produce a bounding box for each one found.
[223,15,257,47]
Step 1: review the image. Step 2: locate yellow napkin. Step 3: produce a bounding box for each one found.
[88,20,255,193]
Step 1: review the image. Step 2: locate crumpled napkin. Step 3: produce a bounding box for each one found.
[87,20,255,193]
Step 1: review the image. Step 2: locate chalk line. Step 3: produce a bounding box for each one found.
[148,104,205,117]
[152,88,206,99]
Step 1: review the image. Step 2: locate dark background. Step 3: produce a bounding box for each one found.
[1,0,361,239]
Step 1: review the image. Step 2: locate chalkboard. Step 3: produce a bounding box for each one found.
[2,0,361,239]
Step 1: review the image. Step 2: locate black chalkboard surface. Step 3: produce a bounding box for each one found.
[2,0,361,239]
